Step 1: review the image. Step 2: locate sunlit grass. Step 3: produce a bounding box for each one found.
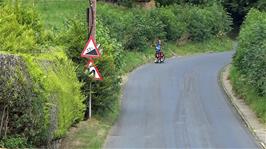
[23,0,87,28]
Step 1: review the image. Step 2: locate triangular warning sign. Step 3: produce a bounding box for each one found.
[81,36,101,58]
[83,60,103,81]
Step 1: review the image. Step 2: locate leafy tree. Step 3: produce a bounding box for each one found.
[222,0,265,25]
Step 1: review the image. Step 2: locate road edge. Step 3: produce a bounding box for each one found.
[219,64,266,149]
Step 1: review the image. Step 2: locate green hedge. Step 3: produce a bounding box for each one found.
[0,3,85,147]
[97,3,232,51]
[24,52,85,140]
[233,9,266,96]
[0,54,46,148]
[0,53,85,148]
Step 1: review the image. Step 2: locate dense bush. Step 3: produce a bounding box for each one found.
[98,3,166,51]
[98,4,166,51]
[233,9,266,96]
[59,18,122,117]
[0,135,28,148]
[97,3,130,41]
[0,3,85,147]
[0,3,53,53]
[185,4,231,41]
[28,53,86,139]
[11,51,85,146]
[98,3,231,49]
[150,6,184,40]
[0,55,47,147]
[123,10,166,50]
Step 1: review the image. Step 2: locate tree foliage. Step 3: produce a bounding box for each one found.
[98,3,231,50]
[221,0,266,25]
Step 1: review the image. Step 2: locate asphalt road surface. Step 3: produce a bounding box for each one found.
[104,52,259,149]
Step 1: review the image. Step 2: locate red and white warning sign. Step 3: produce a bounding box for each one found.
[81,36,101,58]
[84,60,103,80]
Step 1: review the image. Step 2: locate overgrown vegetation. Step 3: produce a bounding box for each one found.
[59,18,122,118]
[233,9,266,96]
[230,66,266,122]
[0,3,85,147]
[98,2,232,50]
[0,2,53,53]
[231,9,266,121]
[0,55,45,148]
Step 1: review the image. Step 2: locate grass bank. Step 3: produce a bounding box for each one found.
[230,66,266,123]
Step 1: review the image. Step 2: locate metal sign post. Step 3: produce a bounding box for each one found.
[89,81,92,118]
[85,0,98,119]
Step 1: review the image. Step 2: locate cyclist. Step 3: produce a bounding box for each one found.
[155,39,162,62]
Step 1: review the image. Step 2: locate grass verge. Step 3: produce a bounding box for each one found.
[60,118,109,149]
[230,66,266,123]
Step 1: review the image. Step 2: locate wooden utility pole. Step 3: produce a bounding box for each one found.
[87,0,96,119]
[91,0,96,38]
[87,0,96,38]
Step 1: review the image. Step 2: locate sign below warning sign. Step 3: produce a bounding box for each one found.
[84,60,103,80]
[81,36,101,58]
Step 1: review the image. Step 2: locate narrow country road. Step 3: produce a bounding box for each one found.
[104,52,259,148]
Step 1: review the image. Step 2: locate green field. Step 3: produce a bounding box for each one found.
[23,0,87,28]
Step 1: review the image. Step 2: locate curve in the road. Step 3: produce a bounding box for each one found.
[104,52,259,148]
